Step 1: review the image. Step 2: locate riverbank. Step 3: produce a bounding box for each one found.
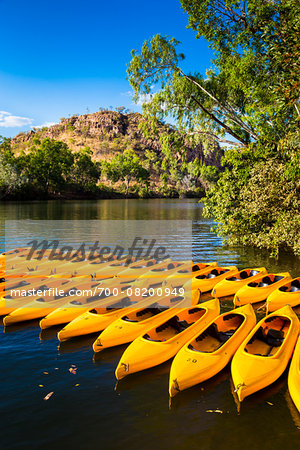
[0,185,204,201]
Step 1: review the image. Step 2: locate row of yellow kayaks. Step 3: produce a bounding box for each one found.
[1,250,300,317]
[117,302,300,413]
[0,254,212,324]
[1,250,300,412]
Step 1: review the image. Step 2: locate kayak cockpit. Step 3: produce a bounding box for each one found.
[279,278,300,293]
[195,268,228,280]
[245,316,290,357]
[122,296,184,323]
[188,313,244,353]
[227,269,260,282]
[143,307,206,342]
[248,275,284,288]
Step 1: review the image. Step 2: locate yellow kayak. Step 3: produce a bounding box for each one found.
[2,277,105,325]
[115,298,220,380]
[231,305,299,402]
[39,276,141,329]
[74,257,155,279]
[267,277,300,312]
[57,294,161,342]
[212,267,267,299]
[58,263,203,341]
[169,304,256,397]
[0,276,59,316]
[93,294,188,352]
[288,335,300,413]
[163,262,218,292]
[191,266,238,298]
[234,272,292,306]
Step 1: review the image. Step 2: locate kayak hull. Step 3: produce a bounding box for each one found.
[212,268,267,299]
[40,307,89,329]
[93,297,190,352]
[169,304,256,396]
[57,308,135,342]
[288,335,300,413]
[231,305,299,402]
[115,299,220,380]
[234,273,292,306]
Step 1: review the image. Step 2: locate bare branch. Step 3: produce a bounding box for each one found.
[190,95,247,146]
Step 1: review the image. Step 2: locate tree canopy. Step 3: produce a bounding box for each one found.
[128,0,300,256]
[128,0,299,148]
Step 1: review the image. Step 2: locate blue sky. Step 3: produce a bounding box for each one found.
[0,0,214,137]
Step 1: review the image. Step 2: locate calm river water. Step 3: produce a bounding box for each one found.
[0,199,299,449]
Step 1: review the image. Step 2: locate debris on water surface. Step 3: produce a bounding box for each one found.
[69,368,77,374]
[39,385,44,387]
[206,409,223,414]
[43,372,49,375]
[75,384,80,387]
[44,392,54,401]
[266,402,274,406]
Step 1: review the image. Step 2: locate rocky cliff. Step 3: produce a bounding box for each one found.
[12,111,222,167]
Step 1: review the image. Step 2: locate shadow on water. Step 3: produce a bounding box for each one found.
[3,319,41,333]
[115,360,172,393]
[39,325,64,340]
[93,344,130,364]
[169,367,230,411]
[285,390,300,430]
[58,333,99,354]
[230,371,288,414]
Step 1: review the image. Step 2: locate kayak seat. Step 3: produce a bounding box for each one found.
[262,276,272,284]
[206,273,217,279]
[265,328,284,347]
[188,307,201,314]
[218,329,235,343]
[136,307,157,317]
[289,280,300,292]
[258,282,270,287]
[122,316,137,322]
[273,275,283,282]
[170,296,184,303]
[279,286,289,292]
[143,333,161,342]
[228,276,240,281]
[223,313,238,321]
[240,271,249,279]
[249,270,259,276]
[290,285,300,292]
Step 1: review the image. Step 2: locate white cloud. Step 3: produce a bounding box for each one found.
[121,91,133,97]
[136,93,153,106]
[33,121,57,129]
[0,111,33,128]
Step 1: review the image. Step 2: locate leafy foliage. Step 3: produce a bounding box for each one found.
[103,148,150,195]
[205,132,300,256]
[127,0,300,255]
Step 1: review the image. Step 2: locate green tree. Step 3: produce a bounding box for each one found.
[103,149,150,196]
[25,138,74,194]
[127,0,300,255]
[69,147,101,191]
[128,1,299,147]
[0,137,25,199]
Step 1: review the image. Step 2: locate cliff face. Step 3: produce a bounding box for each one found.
[11,111,223,168]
